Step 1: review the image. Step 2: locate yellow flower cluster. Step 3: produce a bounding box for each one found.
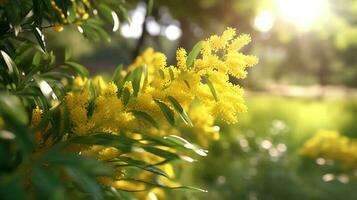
[57,27,257,199]
[129,27,258,125]
[65,28,256,142]
[50,0,91,32]
[300,130,357,169]
[30,107,53,149]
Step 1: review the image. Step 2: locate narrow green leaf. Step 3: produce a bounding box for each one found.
[67,6,77,23]
[154,99,175,126]
[115,178,207,193]
[63,61,89,77]
[186,41,202,69]
[0,175,26,200]
[202,76,218,101]
[168,68,175,81]
[32,51,43,66]
[118,4,130,23]
[33,27,46,52]
[112,64,123,84]
[0,93,28,125]
[167,96,193,126]
[31,166,64,199]
[184,80,191,89]
[65,167,103,200]
[40,151,113,176]
[118,156,169,177]
[158,69,165,79]
[64,48,72,61]
[131,67,143,97]
[117,71,132,95]
[121,87,130,106]
[163,135,207,156]
[0,94,33,154]
[34,76,56,99]
[1,50,19,81]
[143,146,180,161]
[131,110,160,129]
[68,133,136,153]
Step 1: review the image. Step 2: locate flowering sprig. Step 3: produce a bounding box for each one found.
[40,27,258,199]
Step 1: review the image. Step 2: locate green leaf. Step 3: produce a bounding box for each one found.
[117,71,132,95]
[32,51,44,66]
[83,20,111,42]
[121,87,130,106]
[167,96,193,126]
[143,146,180,161]
[0,93,28,125]
[131,110,160,129]
[67,6,77,23]
[118,4,130,23]
[168,67,175,81]
[0,93,33,154]
[0,175,26,200]
[65,167,103,200]
[186,41,202,69]
[117,178,207,192]
[202,76,218,101]
[34,76,56,99]
[63,61,89,77]
[40,151,113,176]
[98,5,120,32]
[32,166,65,200]
[158,69,165,79]
[98,4,114,22]
[131,67,143,97]
[68,133,136,153]
[112,64,123,84]
[154,99,175,126]
[163,135,207,156]
[118,156,170,178]
[64,48,72,61]
[33,27,46,52]
[1,50,20,83]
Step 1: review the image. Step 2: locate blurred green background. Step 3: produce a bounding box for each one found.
[44,0,357,199]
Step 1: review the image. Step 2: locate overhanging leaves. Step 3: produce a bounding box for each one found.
[167,96,193,126]
[154,99,176,126]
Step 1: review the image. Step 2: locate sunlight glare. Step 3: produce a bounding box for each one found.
[275,0,327,29]
[254,10,275,32]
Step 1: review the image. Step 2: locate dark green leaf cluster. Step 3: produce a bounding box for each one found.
[0,1,207,199]
[0,0,130,51]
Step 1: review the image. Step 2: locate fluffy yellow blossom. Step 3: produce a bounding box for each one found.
[99,147,119,160]
[29,107,54,148]
[228,33,251,52]
[300,130,357,169]
[65,91,93,135]
[63,27,257,199]
[176,48,187,70]
[73,76,88,88]
[103,82,118,96]
[30,106,43,128]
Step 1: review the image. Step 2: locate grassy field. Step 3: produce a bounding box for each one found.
[172,95,357,200]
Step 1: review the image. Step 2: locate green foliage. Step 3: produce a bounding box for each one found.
[0,1,207,199]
